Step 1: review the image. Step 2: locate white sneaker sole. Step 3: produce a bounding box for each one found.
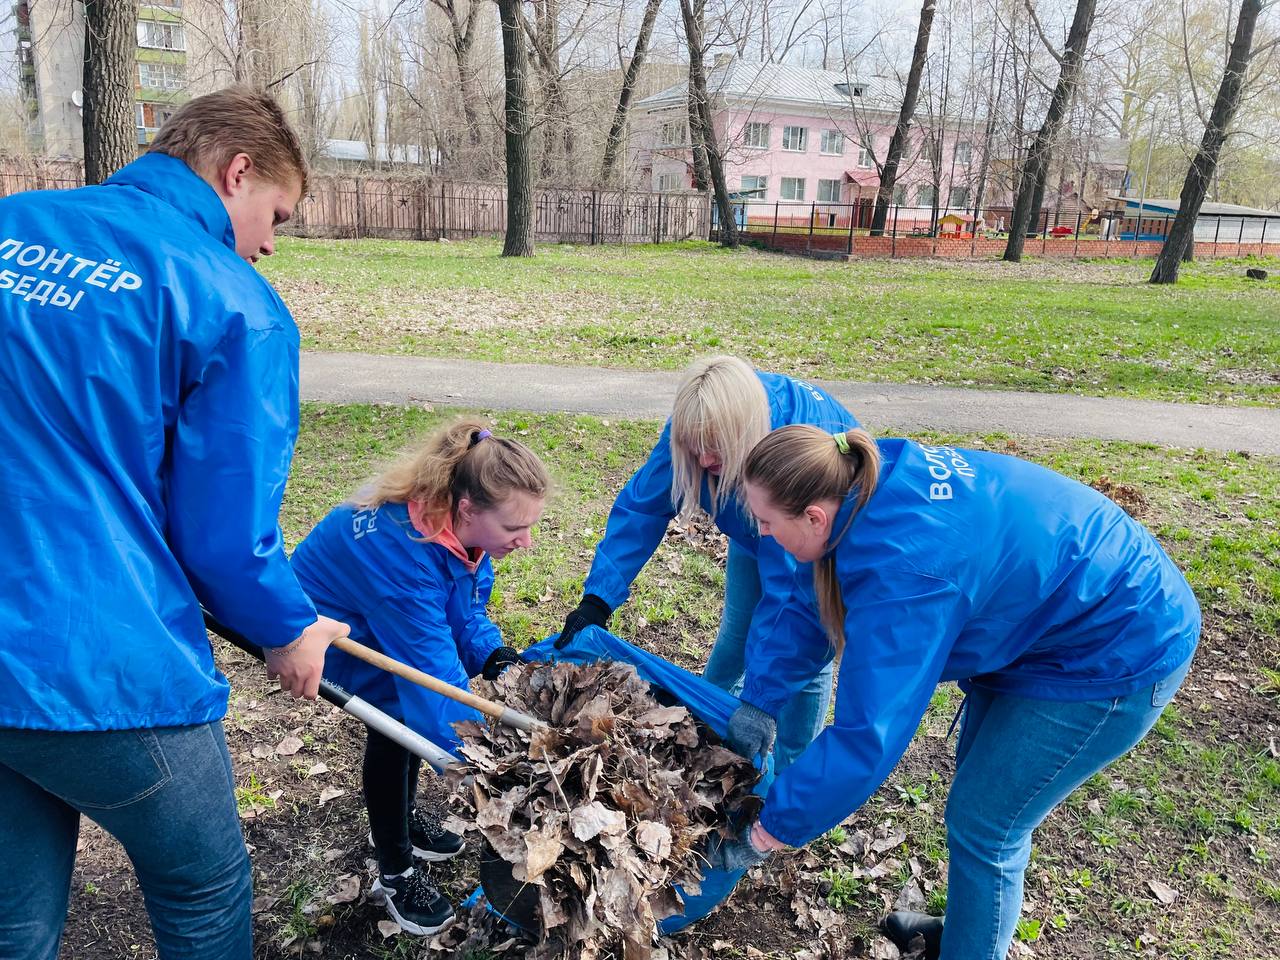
[369,878,454,937]
[368,831,464,863]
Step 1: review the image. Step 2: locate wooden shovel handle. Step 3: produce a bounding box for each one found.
[332,636,545,733]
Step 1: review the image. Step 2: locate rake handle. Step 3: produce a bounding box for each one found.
[332,636,545,733]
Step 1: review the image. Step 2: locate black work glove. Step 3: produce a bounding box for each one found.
[481,646,527,681]
[725,702,777,764]
[553,594,611,649]
[705,822,771,872]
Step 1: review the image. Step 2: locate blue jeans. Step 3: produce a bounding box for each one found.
[941,652,1195,959]
[702,541,834,773]
[0,722,252,960]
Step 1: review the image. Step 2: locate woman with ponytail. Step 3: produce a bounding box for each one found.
[555,356,861,772]
[709,426,1199,960]
[291,418,549,936]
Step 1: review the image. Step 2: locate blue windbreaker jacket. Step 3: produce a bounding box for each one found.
[0,153,316,731]
[583,371,859,702]
[291,501,504,752]
[755,439,1201,846]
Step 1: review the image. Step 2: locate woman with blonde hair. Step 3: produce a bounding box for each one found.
[709,425,1199,960]
[291,418,549,936]
[556,356,860,771]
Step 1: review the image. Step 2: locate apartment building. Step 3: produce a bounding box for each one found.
[13,0,192,159]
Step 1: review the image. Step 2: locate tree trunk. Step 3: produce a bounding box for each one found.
[600,0,661,184]
[498,0,534,257]
[679,0,736,248]
[1151,0,1261,284]
[870,0,936,236]
[82,0,138,184]
[452,4,484,147]
[686,85,710,191]
[1002,0,1098,262]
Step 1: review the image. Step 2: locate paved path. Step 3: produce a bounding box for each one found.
[301,352,1280,456]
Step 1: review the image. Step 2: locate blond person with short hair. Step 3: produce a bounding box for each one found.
[0,88,348,959]
[556,356,861,771]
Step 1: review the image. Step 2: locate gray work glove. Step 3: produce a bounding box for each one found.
[725,702,776,764]
[706,823,771,872]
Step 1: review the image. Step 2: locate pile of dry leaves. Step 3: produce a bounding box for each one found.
[437,659,762,959]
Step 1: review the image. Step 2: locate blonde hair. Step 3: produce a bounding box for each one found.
[743,425,881,656]
[354,418,550,537]
[669,356,771,519]
[149,86,309,193]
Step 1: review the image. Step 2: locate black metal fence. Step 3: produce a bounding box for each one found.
[288,178,711,245]
[0,159,711,246]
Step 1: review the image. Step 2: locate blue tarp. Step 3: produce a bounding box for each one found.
[465,625,772,934]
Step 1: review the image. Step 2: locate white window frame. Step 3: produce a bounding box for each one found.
[136,20,185,51]
[781,125,808,152]
[916,184,937,207]
[742,121,769,149]
[816,178,842,203]
[819,129,844,155]
[780,177,806,202]
[892,185,907,206]
[857,142,875,169]
[656,172,682,192]
[955,141,973,166]
[740,175,767,198]
[659,120,687,147]
[138,61,185,91]
[949,185,970,208]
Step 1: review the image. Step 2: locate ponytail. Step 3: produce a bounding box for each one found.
[354,417,550,538]
[743,425,880,656]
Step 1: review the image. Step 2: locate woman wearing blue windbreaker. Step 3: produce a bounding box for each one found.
[291,419,548,936]
[555,356,860,771]
[710,426,1199,960]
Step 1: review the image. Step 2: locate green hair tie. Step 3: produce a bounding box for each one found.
[833,432,851,455]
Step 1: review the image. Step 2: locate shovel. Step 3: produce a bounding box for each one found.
[203,611,458,773]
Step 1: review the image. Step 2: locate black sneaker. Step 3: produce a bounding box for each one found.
[408,804,465,862]
[370,866,454,936]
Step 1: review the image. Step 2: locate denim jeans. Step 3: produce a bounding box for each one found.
[941,652,1195,959]
[702,540,834,772]
[0,721,252,960]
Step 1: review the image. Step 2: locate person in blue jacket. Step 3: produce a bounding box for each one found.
[0,89,350,960]
[292,418,549,936]
[711,425,1199,960]
[555,355,859,771]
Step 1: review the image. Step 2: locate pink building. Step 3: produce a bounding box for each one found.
[633,59,976,228]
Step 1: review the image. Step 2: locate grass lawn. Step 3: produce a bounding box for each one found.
[284,406,1276,958]
[262,237,1280,406]
[60,404,1280,959]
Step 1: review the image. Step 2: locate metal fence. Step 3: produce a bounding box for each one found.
[711,199,1280,260]
[288,178,710,244]
[0,158,711,246]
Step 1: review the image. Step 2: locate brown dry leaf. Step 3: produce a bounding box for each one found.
[326,874,360,905]
[570,801,627,841]
[524,826,566,882]
[317,786,345,806]
[1147,878,1179,904]
[275,735,304,757]
[376,920,401,939]
[635,821,673,861]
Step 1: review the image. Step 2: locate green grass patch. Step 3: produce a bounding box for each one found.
[263,238,1280,405]
[282,405,1280,956]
